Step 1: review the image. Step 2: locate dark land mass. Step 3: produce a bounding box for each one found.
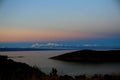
[50,50,120,62]
[0,55,120,80]
[0,55,45,80]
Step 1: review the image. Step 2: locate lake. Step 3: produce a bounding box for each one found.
[0,50,120,76]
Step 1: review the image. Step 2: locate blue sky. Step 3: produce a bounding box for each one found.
[0,0,120,48]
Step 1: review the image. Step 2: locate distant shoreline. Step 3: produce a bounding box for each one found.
[0,48,119,52]
[0,48,69,52]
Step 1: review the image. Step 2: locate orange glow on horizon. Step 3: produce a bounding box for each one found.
[0,28,105,42]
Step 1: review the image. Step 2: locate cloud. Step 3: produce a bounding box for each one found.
[31,43,63,48]
[47,43,63,47]
[83,44,98,47]
[31,43,40,48]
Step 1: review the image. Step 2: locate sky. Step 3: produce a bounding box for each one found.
[0,0,120,48]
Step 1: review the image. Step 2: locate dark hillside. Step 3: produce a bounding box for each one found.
[50,50,120,62]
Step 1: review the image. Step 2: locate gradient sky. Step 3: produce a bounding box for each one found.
[0,0,120,45]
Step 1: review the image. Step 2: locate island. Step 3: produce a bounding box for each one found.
[50,50,120,62]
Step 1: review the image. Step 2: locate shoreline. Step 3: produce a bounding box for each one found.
[0,48,119,52]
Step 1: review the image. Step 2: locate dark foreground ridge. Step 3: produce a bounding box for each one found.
[50,50,120,62]
[0,55,45,80]
[0,55,120,80]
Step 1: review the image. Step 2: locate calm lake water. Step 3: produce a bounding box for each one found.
[0,50,120,76]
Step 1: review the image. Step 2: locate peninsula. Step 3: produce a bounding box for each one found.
[50,50,120,62]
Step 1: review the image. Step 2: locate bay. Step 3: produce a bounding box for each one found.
[0,50,120,76]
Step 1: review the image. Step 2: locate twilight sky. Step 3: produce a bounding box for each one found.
[0,0,120,44]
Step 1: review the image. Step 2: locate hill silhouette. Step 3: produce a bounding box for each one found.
[50,50,120,62]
